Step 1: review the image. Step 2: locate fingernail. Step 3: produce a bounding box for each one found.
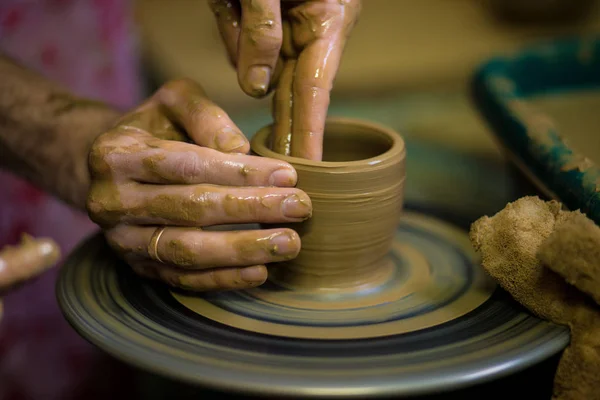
[216,127,248,153]
[37,239,61,266]
[281,193,312,219]
[240,265,267,283]
[245,66,271,97]
[269,232,299,257]
[268,167,297,187]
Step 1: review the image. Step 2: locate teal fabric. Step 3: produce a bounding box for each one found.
[472,35,600,225]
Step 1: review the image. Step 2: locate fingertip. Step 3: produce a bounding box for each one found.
[240,265,268,285]
[268,164,297,187]
[215,127,250,154]
[240,65,272,98]
[0,236,61,291]
[272,228,302,259]
[35,237,61,267]
[282,228,301,246]
[281,190,313,220]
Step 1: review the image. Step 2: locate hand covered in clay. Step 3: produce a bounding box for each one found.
[209,0,361,160]
[0,235,60,322]
[87,78,312,292]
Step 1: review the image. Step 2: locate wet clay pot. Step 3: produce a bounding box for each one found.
[251,118,406,292]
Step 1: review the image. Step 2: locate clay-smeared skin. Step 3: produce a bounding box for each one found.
[251,118,406,290]
[470,196,600,400]
[209,0,361,160]
[0,235,60,320]
[88,79,313,292]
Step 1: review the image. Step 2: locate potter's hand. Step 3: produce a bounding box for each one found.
[87,79,312,292]
[0,235,60,321]
[209,0,361,160]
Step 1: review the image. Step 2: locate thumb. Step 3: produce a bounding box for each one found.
[237,0,282,98]
[0,234,61,294]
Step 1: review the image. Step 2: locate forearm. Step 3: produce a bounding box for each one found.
[0,54,120,211]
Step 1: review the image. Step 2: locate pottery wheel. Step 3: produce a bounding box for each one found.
[57,210,569,398]
[172,212,494,340]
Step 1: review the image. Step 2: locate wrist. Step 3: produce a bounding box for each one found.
[53,99,120,210]
[0,90,119,212]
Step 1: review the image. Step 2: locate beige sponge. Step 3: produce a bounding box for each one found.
[538,211,600,305]
[469,196,600,400]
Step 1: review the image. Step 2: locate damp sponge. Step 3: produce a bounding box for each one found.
[538,212,600,306]
[469,196,600,400]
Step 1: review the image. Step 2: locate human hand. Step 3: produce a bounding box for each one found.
[0,234,60,321]
[87,79,312,292]
[209,0,361,160]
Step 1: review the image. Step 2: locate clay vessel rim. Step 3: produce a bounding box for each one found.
[250,117,406,169]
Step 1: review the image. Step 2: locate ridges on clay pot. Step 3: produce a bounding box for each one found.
[251,118,406,292]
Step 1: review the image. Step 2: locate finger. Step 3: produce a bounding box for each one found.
[123,139,298,187]
[109,225,300,269]
[115,184,312,226]
[0,235,60,292]
[271,59,296,155]
[269,56,284,89]
[131,261,268,291]
[290,36,345,160]
[237,0,282,97]
[286,0,359,160]
[208,0,242,66]
[267,18,296,89]
[280,17,298,59]
[156,78,250,154]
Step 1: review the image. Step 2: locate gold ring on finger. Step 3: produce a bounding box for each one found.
[148,226,166,263]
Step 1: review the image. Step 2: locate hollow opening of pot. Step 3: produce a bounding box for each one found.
[320,123,394,162]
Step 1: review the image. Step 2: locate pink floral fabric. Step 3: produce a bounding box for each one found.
[0,1,143,399]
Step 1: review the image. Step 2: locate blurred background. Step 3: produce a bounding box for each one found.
[136,0,600,161]
[1,2,600,399]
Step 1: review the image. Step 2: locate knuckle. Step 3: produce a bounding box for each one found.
[175,154,204,183]
[85,196,104,219]
[188,104,221,126]
[203,157,223,183]
[89,129,146,176]
[250,30,281,54]
[187,103,207,124]
[85,184,122,227]
[88,134,115,176]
